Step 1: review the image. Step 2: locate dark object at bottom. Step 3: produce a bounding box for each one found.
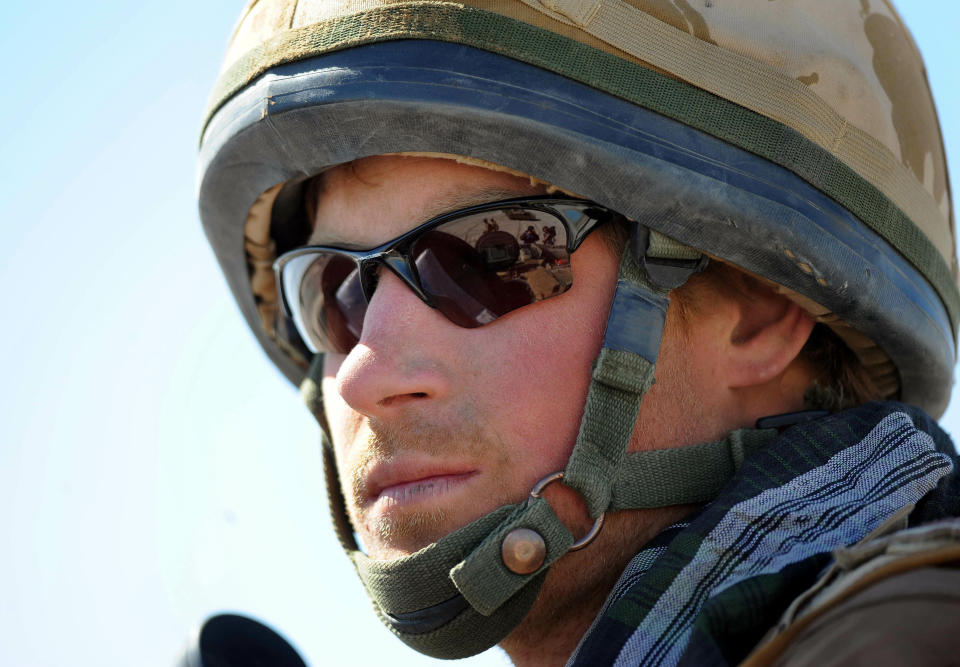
[180,613,308,667]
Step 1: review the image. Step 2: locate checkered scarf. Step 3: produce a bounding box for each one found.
[569,402,959,666]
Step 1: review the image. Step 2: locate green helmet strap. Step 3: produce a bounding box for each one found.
[298,230,773,658]
[609,428,777,510]
[563,245,667,518]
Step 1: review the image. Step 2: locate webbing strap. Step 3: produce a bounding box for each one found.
[648,229,701,261]
[353,505,516,613]
[566,350,655,518]
[300,352,327,428]
[301,354,360,553]
[448,430,781,615]
[354,495,573,619]
[609,428,778,510]
[564,245,667,517]
[451,497,574,615]
[517,0,951,261]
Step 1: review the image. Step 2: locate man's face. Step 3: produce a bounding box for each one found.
[313,156,620,560]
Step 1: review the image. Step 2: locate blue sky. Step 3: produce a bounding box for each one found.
[0,3,957,665]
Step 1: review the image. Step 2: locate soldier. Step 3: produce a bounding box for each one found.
[198,1,960,664]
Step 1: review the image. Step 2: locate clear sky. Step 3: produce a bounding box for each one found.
[0,3,957,666]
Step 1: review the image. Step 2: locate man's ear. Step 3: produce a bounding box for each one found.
[721,283,815,390]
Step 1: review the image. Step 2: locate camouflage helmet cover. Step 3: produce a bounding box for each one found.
[200,0,956,416]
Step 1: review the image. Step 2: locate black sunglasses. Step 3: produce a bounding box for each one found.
[274,196,618,354]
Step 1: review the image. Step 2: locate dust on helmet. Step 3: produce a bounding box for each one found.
[198,0,956,659]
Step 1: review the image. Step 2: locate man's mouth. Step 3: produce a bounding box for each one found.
[362,460,480,512]
[353,466,485,556]
[374,472,478,506]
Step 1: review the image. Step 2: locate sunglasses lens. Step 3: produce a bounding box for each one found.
[412,208,572,327]
[281,204,580,353]
[283,253,366,353]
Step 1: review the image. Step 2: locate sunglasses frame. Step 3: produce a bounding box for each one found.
[273,196,618,352]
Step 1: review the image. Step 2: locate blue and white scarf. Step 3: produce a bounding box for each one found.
[569,402,959,666]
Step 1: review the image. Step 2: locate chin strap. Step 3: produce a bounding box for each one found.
[299,226,779,659]
[300,354,360,555]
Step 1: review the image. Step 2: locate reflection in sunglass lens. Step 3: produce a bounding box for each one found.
[412,209,572,327]
[333,266,366,339]
[297,254,364,353]
[415,231,499,327]
[281,202,592,354]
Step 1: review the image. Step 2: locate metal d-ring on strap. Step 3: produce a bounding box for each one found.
[529,472,605,551]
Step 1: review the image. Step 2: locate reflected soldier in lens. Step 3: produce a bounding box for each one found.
[542,225,557,246]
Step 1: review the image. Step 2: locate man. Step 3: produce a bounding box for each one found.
[198,1,960,664]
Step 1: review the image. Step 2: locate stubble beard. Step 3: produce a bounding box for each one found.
[341,413,512,558]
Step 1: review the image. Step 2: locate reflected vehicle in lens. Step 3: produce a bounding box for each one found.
[463,207,572,306]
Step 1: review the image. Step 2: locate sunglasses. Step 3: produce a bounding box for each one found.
[274,196,618,354]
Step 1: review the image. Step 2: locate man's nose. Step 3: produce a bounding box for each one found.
[334,270,452,417]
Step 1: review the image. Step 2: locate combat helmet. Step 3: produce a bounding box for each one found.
[198,0,956,658]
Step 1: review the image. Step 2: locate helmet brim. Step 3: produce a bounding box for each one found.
[198,41,955,415]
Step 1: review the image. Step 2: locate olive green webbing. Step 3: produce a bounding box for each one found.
[352,491,571,655]
[353,505,516,611]
[300,352,328,429]
[567,347,654,518]
[609,428,777,510]
[563,244,664,517]
[355,498,552,658]
[202,4,959,333]
[357,481,582,619]
[378,570,547,659]
[349,488,575,617]
[301,353,360,553]
[648,230,702,261]
[450,496,574,615]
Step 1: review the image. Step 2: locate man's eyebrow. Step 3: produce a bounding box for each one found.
[309,185,542,245]
[423,186,540,218]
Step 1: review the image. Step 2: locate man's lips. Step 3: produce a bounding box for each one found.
[364,462,479,506]
[374,473,478,506]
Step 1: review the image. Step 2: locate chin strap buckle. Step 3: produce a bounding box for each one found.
[501,472,606,575]
[528,472,606,551]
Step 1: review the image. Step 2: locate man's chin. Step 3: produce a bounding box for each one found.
[360,508,458,559]
[359,496,522,560]
[352,479,521,559]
